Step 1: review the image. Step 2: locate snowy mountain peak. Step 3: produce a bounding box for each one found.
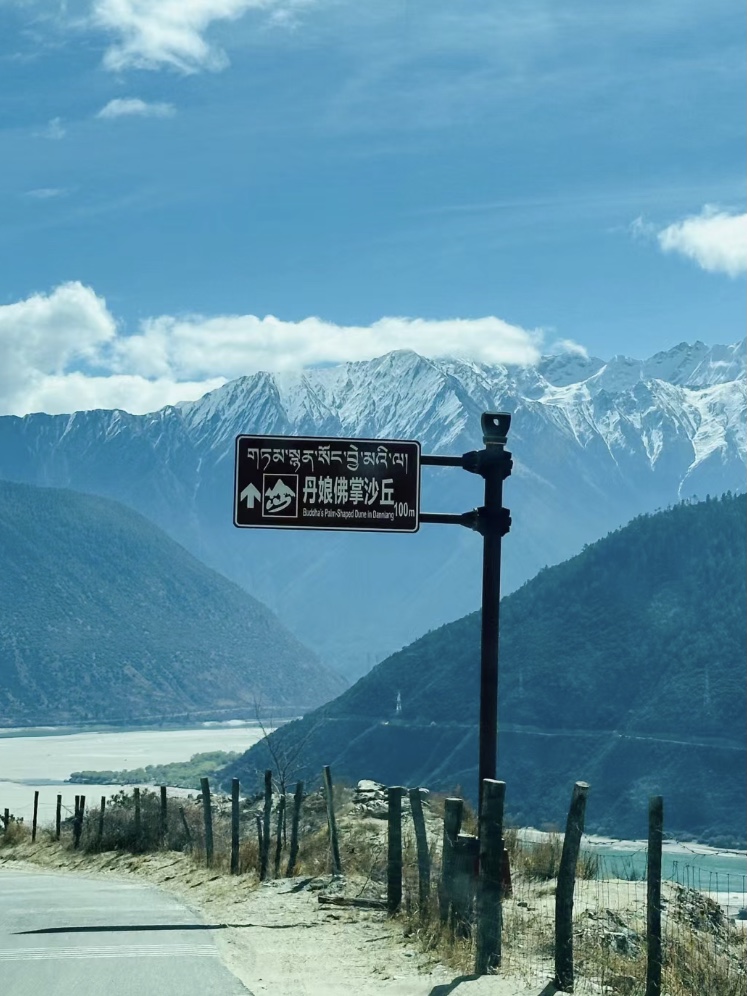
[162,342,747,483]
[535,351,605,387]
[0,338,744,677]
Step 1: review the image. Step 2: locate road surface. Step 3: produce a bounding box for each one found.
[0,866,253,994]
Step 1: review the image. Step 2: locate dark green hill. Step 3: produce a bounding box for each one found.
[0,480,346,726]
[225,493,746,845]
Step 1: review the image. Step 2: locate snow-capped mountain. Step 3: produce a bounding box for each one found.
[1,340,744,678]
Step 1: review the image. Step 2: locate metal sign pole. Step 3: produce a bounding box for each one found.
[476,414,512,806]
[421,413,512,805]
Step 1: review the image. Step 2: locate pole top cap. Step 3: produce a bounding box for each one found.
[482,411,511,446]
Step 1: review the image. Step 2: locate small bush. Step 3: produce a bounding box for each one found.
[294,825,332,877]
[577,848,600,879]
[79,790,197,855]
[238,836,261,876]
[505,830,599,880]
[517,835,563,880]
[0,815,29,847]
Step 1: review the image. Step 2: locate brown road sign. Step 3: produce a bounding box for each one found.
[234,434,421,532]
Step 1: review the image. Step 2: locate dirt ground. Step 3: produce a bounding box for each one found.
[2,787,743,996]
[0,840,556,996]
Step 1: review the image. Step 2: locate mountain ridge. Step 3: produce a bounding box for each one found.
[0,340,744,676]
[0,480,346,726]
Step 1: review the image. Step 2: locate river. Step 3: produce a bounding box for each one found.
[0,723,268,827]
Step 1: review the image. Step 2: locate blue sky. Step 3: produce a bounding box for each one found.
[0,0,744,414]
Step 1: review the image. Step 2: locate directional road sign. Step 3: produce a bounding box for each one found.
[234,434,421,532]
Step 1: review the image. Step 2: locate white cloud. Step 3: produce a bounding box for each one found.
[18,372,226,418]
[113,313,545,380]
[96,97,176,118]
[0,282,580,417]
[90,0,290,73]
[651,207,746,277]
[629,215,656,239]
[25,187,69,199]
[549,338,588,359]
[35,116,66,139]
[0,282,117,413]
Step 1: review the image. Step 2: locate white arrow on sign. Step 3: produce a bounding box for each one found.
[240,483,261,508]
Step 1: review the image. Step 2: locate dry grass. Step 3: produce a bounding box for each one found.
[504,829,599,881]
[78,791,194,854]
[427,792,478,835]
[0,815,30,847]
[396,835,745,996]
[294,812,389,892]
[401,889,475,976]
[2,786,745,996]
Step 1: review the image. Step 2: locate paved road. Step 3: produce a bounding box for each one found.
[0,867,253,995]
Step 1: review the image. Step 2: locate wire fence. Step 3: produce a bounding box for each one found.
[2,782,746,995]
[484,843,747,994]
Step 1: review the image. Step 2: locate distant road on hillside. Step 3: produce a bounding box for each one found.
[323,715,746,753]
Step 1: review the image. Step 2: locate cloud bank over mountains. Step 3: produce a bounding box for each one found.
[0,281,553,416]
[3,197,741,417]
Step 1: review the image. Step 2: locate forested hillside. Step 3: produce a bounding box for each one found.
[226,493,746,845]
[0,481,346,726]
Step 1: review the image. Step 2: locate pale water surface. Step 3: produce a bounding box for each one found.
[0,724,268,826]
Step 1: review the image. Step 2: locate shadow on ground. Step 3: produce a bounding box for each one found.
[428,977,558,996]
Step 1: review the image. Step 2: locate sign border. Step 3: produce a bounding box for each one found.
[233,433,421,534]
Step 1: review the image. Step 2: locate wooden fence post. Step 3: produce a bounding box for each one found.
[322,766,342,876]
[286,781,304,877]
[255,813,264,874]
[160,786,168,848]
[74,795,86,849]
[274,794,286,879]
[179,806,193,850]
[409,787,431,916]
[554,781,590,991]
[260,770,272,880]
[475,779,506,975]
[439,798,463,923]
[646,796,664,996]
[79,795,87,841]
[2,808,9,832]
[200,777,214,867]
[133,787,141,850]
[452,833,478,937]
[55,794,62,841]
[32,790,39,843]
[387,786,404,913]
[231,778,240,875]
[98,796,106,847]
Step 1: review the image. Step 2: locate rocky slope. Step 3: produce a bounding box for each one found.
[0,340,743,677]
[0,480,346,726]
